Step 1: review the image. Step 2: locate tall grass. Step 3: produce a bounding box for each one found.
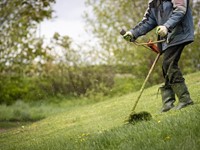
[76,106,200,150]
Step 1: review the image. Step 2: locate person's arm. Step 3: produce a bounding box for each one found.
[130,2,157,39]
[164,0,188,32]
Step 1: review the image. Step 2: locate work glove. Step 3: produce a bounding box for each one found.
[156,26,168,37]
[123,31,135,42]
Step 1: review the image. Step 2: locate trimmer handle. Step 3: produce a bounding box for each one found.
[120,29,126,36]
[120,29,135,42]
[120,29,160,54]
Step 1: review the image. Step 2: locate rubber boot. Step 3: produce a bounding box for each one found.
[160,86,175,112]
[171,82,194,110]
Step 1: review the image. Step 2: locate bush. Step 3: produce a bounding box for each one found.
[0,65,115,104]
[109,74,143,96]
[0,76,48,104]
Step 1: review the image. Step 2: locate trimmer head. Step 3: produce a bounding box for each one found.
[125,111,152,124]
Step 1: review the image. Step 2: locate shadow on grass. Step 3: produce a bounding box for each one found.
[0,121,33,132]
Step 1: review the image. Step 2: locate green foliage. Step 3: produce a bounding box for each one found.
[110,75,142,96]
[0,28,118,104]
[1,0,199,105]
[0,0,55,74]
[0,0,56,104]
[39,64,115,97]
[0,65,115,104]
[0,76,47,104]
[84,0,151,65]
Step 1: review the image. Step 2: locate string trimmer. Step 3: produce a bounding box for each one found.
[120,29,164,124]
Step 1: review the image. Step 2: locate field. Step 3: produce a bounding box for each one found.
[0,72,200,150]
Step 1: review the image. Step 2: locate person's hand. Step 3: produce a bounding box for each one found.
[156,26,168,37]
[123,31,134,42]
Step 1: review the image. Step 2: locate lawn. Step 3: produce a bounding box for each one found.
[0,72,200,150]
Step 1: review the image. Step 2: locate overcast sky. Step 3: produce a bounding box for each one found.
[40,0,89,43]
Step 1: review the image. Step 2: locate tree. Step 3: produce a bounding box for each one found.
[84,0,150,64]
[0,0,55,76]
[0,0,55,104]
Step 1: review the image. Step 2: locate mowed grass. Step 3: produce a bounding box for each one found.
[0,72,200,150]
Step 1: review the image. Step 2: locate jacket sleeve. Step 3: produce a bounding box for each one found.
[164,0,188,32]
[130,1,157,39]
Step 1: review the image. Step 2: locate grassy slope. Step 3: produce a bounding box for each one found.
[0,72,200,150]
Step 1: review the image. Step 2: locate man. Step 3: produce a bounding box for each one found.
[123,0,194,112]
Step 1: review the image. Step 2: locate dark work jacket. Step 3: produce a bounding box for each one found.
[130,0,194,51]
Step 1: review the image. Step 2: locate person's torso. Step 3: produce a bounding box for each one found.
[149,0,194,50]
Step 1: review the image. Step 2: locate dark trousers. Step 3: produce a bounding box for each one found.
[162,44,185,86]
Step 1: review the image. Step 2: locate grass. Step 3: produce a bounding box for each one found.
[0,96,106,127]
[0,72,200,150]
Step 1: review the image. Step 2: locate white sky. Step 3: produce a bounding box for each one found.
[40,0,89,43]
